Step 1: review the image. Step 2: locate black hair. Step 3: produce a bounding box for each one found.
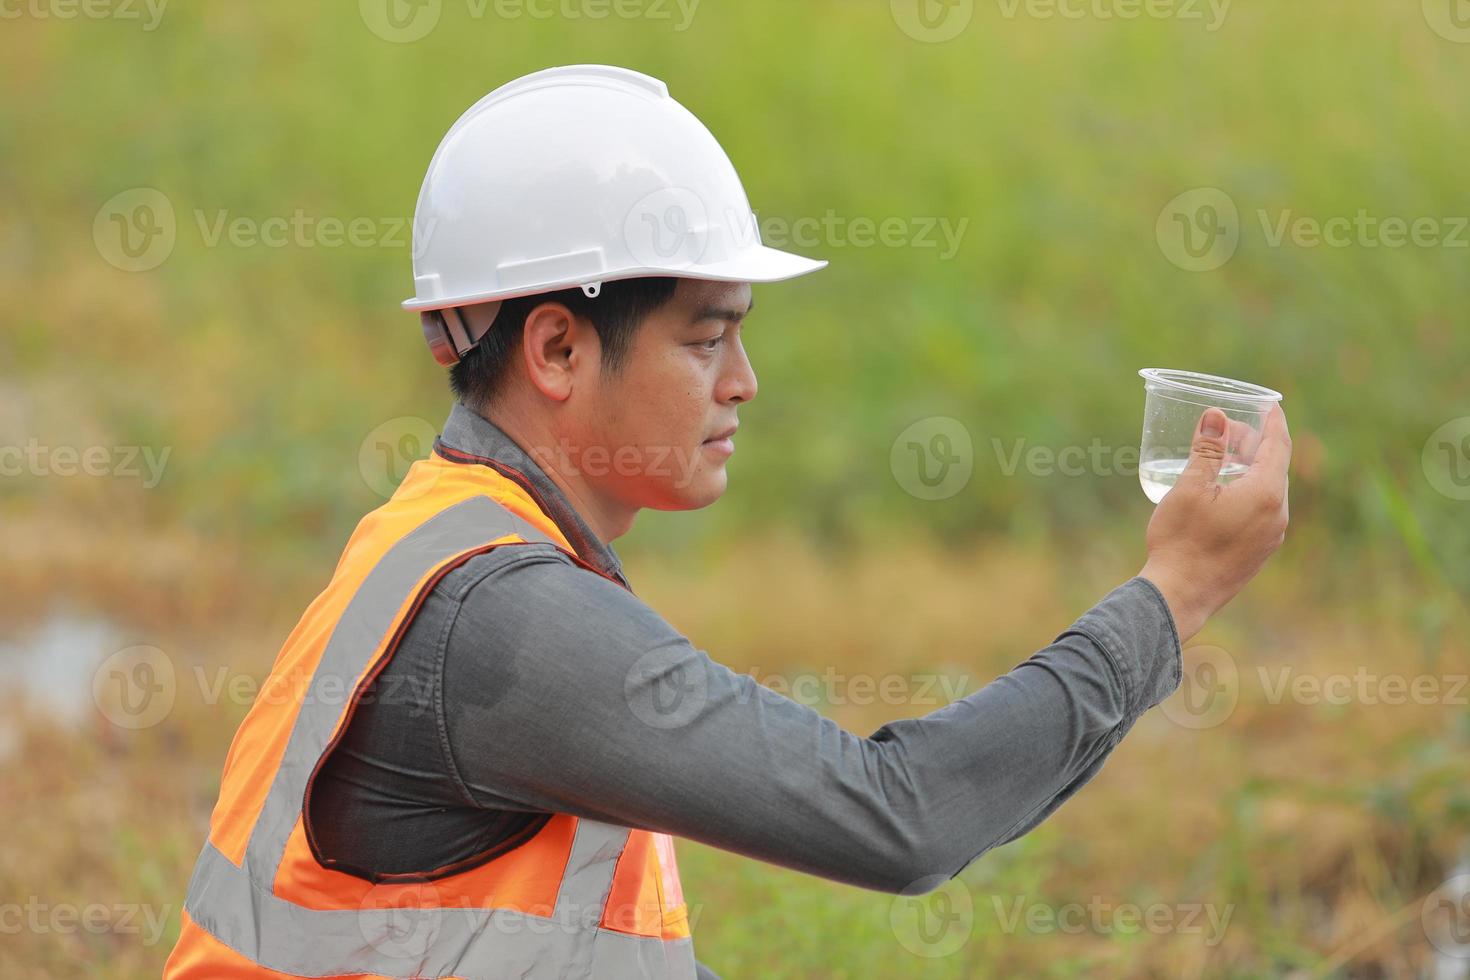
[448,277,679,411]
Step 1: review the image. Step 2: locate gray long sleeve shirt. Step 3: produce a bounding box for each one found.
[309,400,1183,970]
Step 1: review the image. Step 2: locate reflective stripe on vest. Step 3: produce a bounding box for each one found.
[172,485,697,979]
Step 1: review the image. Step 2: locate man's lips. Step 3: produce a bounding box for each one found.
[703,424,738,456]
[704,424,738,443]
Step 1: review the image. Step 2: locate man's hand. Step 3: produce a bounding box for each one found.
[1138,403,1292,643]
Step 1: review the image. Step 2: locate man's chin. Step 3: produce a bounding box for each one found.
[645,470,728,512]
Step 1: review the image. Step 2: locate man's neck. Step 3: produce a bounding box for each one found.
[477,402,637,544]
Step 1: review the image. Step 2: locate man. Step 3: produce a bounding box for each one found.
[165,66,1290,979]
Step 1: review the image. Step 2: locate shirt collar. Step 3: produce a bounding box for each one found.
[437,400,629,587]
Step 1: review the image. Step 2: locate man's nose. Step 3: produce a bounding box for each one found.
[722,338,758,404]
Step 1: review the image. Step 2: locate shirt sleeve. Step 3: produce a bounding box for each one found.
[436,545,1182,895]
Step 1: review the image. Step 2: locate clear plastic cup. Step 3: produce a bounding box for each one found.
[1138,368,1283,503]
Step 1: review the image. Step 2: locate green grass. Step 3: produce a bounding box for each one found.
[1,0,1466,581]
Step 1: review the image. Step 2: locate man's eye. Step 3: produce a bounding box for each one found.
[695,337,723,351]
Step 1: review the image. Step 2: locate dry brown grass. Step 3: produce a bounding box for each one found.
[1,526,1465,977]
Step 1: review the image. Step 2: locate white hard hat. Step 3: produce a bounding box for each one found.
[404,65,827,364]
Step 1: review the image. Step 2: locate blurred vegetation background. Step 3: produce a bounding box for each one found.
[1,1,1467,976]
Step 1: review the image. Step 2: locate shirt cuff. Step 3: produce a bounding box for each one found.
[1053,576,1183,721]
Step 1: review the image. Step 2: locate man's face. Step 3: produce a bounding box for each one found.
[575,279,757,512]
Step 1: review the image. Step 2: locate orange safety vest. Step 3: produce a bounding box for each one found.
[164,445,696,979]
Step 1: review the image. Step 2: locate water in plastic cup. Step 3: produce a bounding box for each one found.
[1138,369,1283,504]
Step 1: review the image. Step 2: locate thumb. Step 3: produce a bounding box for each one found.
[1176,408,1230,492]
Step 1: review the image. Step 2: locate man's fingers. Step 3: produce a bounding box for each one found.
[1176,408,1231,492]
[1249,404,1292,479]
[1226,417,1262,462]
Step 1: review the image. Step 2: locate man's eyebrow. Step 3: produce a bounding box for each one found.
[691,297,755,324]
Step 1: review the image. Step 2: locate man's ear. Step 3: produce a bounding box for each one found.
[520,303,598,402]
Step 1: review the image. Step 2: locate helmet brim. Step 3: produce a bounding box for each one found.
[402,246,826,311]
[677,245,828,284]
